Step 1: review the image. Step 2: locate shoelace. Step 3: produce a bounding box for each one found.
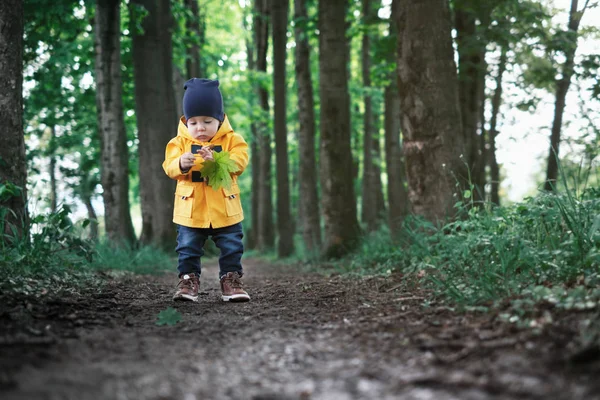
[228,274,243,289]
[178,276,197,290]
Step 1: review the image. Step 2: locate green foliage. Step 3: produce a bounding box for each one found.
[200,151,240,191]
[90,240,175,275]
[0,204,96,295]
[344,187,600,310]
[0,182,24,202]
[156,307,182,326]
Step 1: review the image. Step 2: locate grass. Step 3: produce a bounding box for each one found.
[0,204,98,296]
[0,202,175,296]
[343,186,600,314]
[90,240,175,275]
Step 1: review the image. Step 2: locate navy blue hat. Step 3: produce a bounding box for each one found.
[182,78,224,122]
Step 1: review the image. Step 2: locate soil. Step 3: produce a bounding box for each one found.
[1,259,599,400]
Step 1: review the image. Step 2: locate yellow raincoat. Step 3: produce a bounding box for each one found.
[162,115,249,228]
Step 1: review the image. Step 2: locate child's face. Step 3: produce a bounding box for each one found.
[186,116,220,141]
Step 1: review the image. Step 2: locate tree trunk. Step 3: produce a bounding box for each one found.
[272,0,294,257]
[384,82,409,236]
[254,0,275,250]
[244,8,259,250]
[478,54,487,202]
[95,0,137,245]
[83,195,99,241]
[488,46,507,206]
[130,0,177,248]
[294,0,321,254]
[544,0,587,191]
[395,0,465,223]
[173,66,185,118]
[319,0,361,258]
[385,0,409,236]
[0,0,27,239]
[49,126,58,213]
[361,0,385,232]
[184,0,203,78]
[454,0,487,203]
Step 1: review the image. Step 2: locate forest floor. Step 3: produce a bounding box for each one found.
[1,259,599,400]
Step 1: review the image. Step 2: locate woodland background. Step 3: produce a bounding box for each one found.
[0,0,599,313]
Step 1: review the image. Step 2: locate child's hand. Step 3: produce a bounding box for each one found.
[179,152,196,171]
[198,146,214,161]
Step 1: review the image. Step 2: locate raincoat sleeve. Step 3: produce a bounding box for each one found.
[163,137,189,179]
[228,133,249,176]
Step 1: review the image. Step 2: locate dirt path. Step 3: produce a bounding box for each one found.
[1,259,599,400]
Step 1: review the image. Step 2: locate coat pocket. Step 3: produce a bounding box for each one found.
[174,185,194,218]
[223,184,242,217]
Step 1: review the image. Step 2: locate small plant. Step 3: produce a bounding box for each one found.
[156,307,182,326]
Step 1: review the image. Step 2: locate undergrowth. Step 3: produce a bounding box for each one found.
[345,187,600,314]
[0,204,97,296]
[0,201,174,296]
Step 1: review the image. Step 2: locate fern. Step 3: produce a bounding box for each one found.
[200,151,240,191]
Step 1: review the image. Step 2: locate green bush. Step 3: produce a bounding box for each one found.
[0,204,96,295]
[346,187,600,308]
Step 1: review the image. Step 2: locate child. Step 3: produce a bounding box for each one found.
[162,78,250,302]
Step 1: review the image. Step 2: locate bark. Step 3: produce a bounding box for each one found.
[294,0,321,254]
[49,126,58,213]
[244,9,259,250]
[454,0,489,202]
[94,0,137,245]
[319,0,361,258]
[544,0,588,190]
[394,0,466,223]
[173,66,185,118]
[272,0,294,257]
[78,169,100,242]
[184,0,203,78]
[83,195,99,241]
[488,46,507,206]
[384,0,408,236]
[361,0,385,232]
[130,0,177,248]
[0,0,27,239]
[254,0,275,250]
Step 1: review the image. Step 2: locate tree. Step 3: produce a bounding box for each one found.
[385,0,409,235]
[361,0,385,232]
[94,0,137,244]
[454,0,491,203]
[319,0,361,258]
[0,0,26,239]
[272,0,294,257]
[394,0,466,222]
[293,0,321,253]
[544,0,591,190]
[488,45,507,205]
[130,0,178,247]
[184,0,203,79]
[254,0,275,250]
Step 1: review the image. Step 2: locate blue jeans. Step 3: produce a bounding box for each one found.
[176,223,244,278]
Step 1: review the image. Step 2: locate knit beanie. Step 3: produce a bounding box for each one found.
[182,78,224,122]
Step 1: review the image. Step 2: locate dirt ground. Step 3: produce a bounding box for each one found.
[1,259,599,400]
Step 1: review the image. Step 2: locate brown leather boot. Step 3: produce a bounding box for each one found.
[220,272,250,302]
[173,274,200,302]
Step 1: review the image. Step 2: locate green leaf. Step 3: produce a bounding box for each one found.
[199,151,240,191]
[156,307,182,326]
